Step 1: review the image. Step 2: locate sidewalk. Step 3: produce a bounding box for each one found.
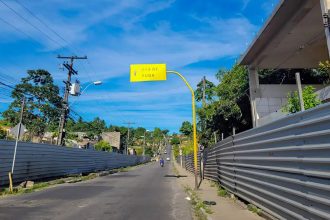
[174,162,264,220]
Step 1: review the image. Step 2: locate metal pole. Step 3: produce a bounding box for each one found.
[143,131,146,156]
[180,148,183,167]
[127,127,130,155]
[202,76,206,106]
[11,97,25,174]
[167,70,199,190]
[9,97,25,191]
[214,131,217,143]
[233,127,236,136]
[295,72,305,111]
[221,133,224,141]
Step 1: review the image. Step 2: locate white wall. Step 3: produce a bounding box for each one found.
[256,84,326,126]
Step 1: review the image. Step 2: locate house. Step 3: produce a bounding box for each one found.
[101,132,121,150]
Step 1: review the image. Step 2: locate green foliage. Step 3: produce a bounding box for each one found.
[283,86,321,113]
[144,147,154,157]
[196,64,251,147]
[0,119,11,127]
[95,140,112,152]
[172,144,179,158]
[65,117,106,140]
[0,128,6,139]
[259,68,330,84]
[133,127,146,139]
[180,121,192,136]
[170,134,180,145]
[181,139,194,156]
[247,204,262,216]
[2,69,62,138]
[134,147,143,156]
[217,186,228,197]
[195,77,215,103]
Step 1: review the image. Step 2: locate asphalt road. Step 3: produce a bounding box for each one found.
[0,161,192,220]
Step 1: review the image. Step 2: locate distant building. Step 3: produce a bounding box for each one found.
[101,132,121,149]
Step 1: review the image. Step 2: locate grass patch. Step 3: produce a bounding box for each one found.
[247,204,262,216]
[217,187,228,197]
[209,181,217,188]
[1,172,104,197]
[184,185,213,220]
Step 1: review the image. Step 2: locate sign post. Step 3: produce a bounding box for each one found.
[130,64,199,189]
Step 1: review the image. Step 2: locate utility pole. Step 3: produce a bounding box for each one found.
[124,122,135,154]
[202,76,206,107]
[143,132,146,156]
[56,55,87,146]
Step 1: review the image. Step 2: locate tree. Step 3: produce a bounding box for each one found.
[194,64,252,147]
[283,86,321,113]
[88,117,106,137]
[162,129,169,136]
[2,70,62,139]
[133,127,146,141]
[95,140,112,152]
[195,77,215,104]
[144,147,154,157]
[170,133,180,146]
[180,121,192,136]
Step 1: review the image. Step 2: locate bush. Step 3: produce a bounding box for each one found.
[283,86,321,113]
[95,140,112,152]
[181,139,194,156]
[0,128,6,139]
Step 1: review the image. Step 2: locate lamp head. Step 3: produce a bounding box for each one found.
[93,81,102,85]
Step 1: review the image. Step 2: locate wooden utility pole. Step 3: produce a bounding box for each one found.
[57,55,87,146]
[202,76,206,107]
[124,121,135,154]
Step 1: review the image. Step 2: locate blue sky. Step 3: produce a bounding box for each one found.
[0,0,279,132]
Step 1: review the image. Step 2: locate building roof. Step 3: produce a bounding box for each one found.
[239,0,329,69]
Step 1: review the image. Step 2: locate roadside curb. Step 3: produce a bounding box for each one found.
[200,208,212,220]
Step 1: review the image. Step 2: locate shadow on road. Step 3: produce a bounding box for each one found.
[164,174,187,178]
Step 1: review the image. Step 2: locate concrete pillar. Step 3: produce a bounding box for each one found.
[320,0,330,57]
[248,67,260,128]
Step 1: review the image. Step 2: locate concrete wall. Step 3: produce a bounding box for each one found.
[0,140,149,186]
[255,84,326,126]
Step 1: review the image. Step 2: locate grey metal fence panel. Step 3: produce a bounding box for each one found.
[181,103,330,220]
[0,140,149,186]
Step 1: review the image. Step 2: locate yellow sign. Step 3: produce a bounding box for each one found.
[130,64,167,82]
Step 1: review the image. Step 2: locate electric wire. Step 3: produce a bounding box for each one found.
[0,0,66,50]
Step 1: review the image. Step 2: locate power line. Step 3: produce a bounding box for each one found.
[1,0,94,83]
[14,0,70,45]
[0,0,66,49]
[13,0,94,81]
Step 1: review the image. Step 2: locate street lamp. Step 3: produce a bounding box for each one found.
[69,80,102,108]
[80,80,102,95]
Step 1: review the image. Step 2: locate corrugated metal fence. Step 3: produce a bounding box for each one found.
[179,103,330,219]
[0,140,149,186]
